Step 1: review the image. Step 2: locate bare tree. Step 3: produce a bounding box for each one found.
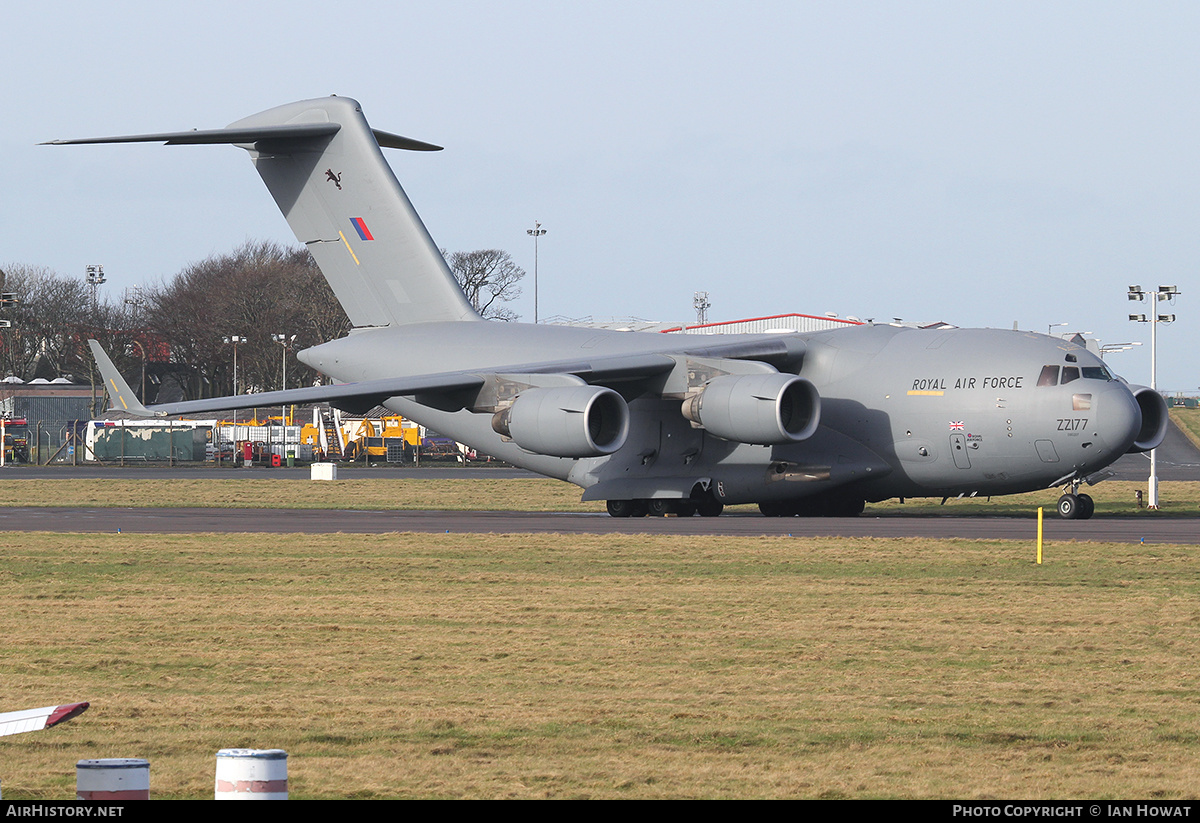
[0,263,96,381]
[446,249,524,321]
[0,244,351,405]
[144,241,350,400]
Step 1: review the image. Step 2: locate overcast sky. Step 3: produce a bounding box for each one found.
[5,1,1198,389]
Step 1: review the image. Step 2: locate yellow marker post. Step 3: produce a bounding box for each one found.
[1036,506,1043,564]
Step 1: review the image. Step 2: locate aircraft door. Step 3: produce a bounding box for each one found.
[1034,440,1060,463]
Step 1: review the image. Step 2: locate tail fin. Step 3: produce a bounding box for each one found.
[49,97,480,328]
[88,339,152,416]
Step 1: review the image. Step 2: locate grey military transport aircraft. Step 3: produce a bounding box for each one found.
[54,96,1166,520]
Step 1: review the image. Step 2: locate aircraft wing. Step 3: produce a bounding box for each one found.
[89,339,685,418]
[90,331,806,418]
[0,702,89,737]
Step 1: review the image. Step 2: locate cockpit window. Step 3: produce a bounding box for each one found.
[1037,365,1060,387]
[1037,364,1110,386]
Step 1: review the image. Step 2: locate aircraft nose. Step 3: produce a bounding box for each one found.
[1094,382,1142,457]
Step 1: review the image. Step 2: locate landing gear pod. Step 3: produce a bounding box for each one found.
[492,386,630,457]
[1125,384,1168,453]
[681,374,820,445]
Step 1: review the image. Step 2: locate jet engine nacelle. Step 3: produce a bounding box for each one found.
[491,385,630,458]
[681,373,820,445]
[1125,384,1169,454]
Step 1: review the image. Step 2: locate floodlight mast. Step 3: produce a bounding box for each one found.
[85,264,105,313]
[272,334,296,428]
[1128,285,1181,509]
[527,221,546,324]
[224,336,244,426]
[694,291,711,325]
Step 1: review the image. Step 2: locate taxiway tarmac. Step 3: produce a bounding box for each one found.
[2,506,1197,543]
[2,421,1196,542]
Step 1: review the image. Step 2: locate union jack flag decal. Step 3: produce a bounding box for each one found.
[949,421,964,431]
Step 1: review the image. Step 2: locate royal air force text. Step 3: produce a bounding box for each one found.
[911,376,1025,392]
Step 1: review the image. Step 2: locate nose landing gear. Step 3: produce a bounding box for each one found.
[1057,482,1095,520]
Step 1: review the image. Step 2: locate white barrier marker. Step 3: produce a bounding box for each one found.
[76,758,150,801]
[310,462,337,481]
[215,748,288,800]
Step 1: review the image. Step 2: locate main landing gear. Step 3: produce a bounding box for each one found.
[1056,483,1095,520]
[758,493,865,518]
[606,495,724,518]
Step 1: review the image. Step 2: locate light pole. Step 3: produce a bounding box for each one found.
[85,265,105,314]
[272,333,295,390]
[526,221,546,323]
[224,335,244,425]
[130,340,147,402]
[272,333,295,425]
[124,286,144,319]
[84,265,107,417]
[1128,284,1181,509]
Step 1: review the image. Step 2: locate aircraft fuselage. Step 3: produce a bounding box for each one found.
[299,321,1150,508]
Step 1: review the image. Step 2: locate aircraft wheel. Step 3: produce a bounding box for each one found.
[826,496,865,517]
[606,499,634,518]
[647,499,673,517]
[796,496,825,515]
[1077,493,1095,520]
[759,500,787,517]
[630,500,649,518]
[696,498,724,517]
[1057,493,1081,520]
[675,501,697,517]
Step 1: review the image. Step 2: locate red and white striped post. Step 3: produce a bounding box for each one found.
[76,759,149,800]
[215,748,288,800]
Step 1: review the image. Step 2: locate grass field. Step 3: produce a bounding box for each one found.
[3,530,1200,799]
[0,476,1192,516]
[1170,408,1200,452]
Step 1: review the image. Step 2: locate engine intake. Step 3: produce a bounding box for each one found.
[491,385,629,457]
[681,373,820,445]
[1126,384,1168,453]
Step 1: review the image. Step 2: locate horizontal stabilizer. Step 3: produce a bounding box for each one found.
[372,130,444,152]
[43,124,441,151]
[42,123,340,146]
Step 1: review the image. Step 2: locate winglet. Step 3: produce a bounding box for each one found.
[0,701,90,737]
[44,701,90,728]
[88,340,153,416]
